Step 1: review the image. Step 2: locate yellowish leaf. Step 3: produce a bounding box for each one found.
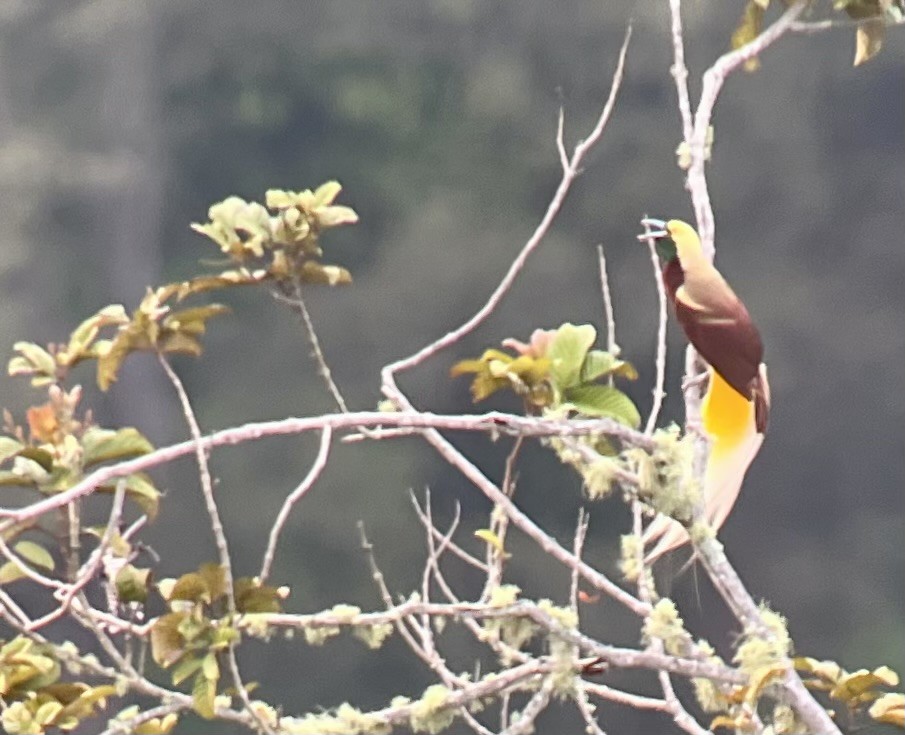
[731,1,765,71]
[474,529,510,557]
[854,18,885,66]
[869,692,905,727]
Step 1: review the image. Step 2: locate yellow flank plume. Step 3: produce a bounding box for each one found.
[702,368,754,451]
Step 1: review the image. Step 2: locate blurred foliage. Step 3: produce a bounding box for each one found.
[0,1,900,732]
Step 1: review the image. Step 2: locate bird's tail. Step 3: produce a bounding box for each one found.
[642,367,767,564]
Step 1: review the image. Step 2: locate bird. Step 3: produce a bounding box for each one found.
[638,218,770,563]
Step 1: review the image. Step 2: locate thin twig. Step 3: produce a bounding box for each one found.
[667,0,694,145]
[790,15,905,33]
[260,426,333,582]
[499,678,554,735]
[28,480,127,630]
[575,683,609,735]
[641,221,668,435]
[274,280,350,413]
[380,26,631,390]
[570,509,590,613]
[597,245,618,359]
[156,353,275,735]
[411,494,489,572]
[425,426,649,616]
[685,1,808,255]
[481,436,523,599]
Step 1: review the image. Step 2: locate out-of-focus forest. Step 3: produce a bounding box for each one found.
[0,1,901,732]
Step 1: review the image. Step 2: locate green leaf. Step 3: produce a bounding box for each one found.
[96,322,148,391]
[83,427,154,466]
[61,305,129,366]
[150,612,188,668]
[235,577,284,613]
[133,712,180,734]
[167,572,210,604]
[0,540,55,582]
[176,269,268,299]
[563,385,641,428]
[198,563,227,602]
[14,540,54,570]
[474,529,509,558]
[201,652,219,681]
[171,655,204,686]
[157,331,204,357]
[18,446,55,472]
[192,670,217,719]
[0,437,25,465]
[0,470,32,487]
[580,350,639,383]
[98,473,160,520]
[831,666,900,702]
[115,564,152,603]
[0,561,25,584]
[548,323,597,390]
[125,473,160,519]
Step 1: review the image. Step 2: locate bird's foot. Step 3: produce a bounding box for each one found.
[685,419,707,438]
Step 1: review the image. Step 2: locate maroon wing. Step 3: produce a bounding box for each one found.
[662,260,766,421]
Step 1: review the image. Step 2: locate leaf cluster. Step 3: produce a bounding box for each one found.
[796,657,904,727]
[451,323,640,428]
[8,181,356,394]
[0,385,158,551]
[0,637,117,735]
[191,181,358,288]
[150,563,285,718]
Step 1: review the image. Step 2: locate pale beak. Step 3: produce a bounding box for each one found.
[638,217,667,240]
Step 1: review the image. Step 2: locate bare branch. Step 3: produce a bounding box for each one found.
[596,244,618,358]
[790,15,905,34]
[684,1,808,255]
[260,426,333,582]
[667,0,694,143]
[499,678,554,735]
[273,281,350,413]
[0,410,651,524]
[411,494,489,573]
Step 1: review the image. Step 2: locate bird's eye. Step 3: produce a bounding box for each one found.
[656,239,677,261]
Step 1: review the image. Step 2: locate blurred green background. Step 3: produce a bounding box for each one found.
[0,1,901,732]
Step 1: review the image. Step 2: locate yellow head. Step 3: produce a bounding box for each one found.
[664,219,705,266]
[640,217,705,267]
